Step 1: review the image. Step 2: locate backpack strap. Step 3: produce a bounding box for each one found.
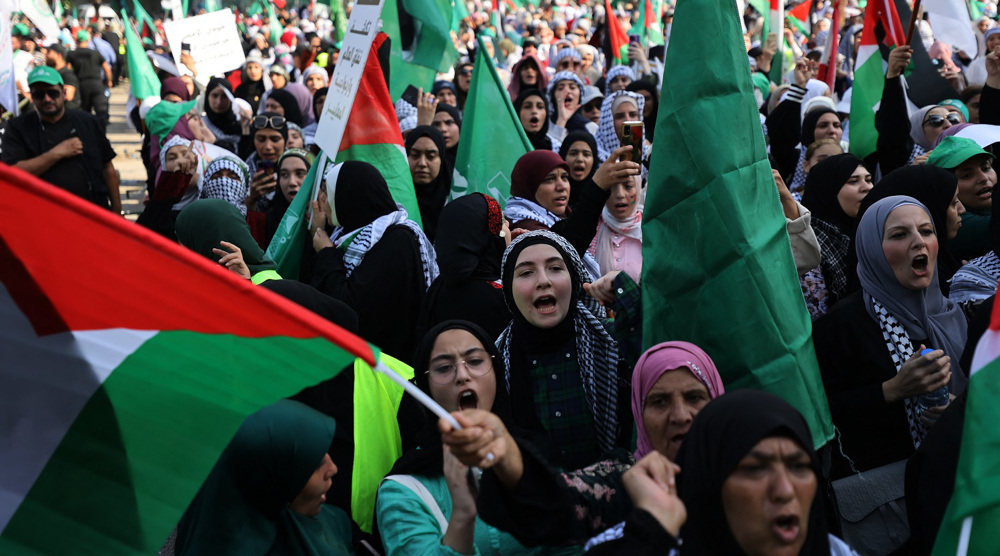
[382,475,449,534]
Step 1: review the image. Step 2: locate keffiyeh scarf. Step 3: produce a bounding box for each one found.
[872,298,928,448]
[330,206,439,288]
[811,218,851,302]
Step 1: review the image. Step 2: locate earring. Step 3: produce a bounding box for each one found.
[499,230,506,238]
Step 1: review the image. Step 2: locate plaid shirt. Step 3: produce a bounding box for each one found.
[525,272,643,469]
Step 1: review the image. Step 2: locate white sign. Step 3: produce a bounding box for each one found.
[313,0,386,156]
[0,13,17,115]
[19,0,59,39]
[954,125,1000,149]
[163,9,245,88]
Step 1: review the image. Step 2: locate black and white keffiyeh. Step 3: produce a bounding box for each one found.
[503,196,559,228]
[949,252,1000,306]
[595,90,650,163]
[495,230,619,453]
[330,205,439,288]
[811,218,851,302]
[872,298,928,448]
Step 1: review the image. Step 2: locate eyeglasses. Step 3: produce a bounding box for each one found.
[253,115,286,129]
[924,113,963,128]
[425,352,495,384]
[30,88,61,100]
[460,68,473,76]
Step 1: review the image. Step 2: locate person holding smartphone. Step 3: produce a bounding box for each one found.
[244,113,288,213]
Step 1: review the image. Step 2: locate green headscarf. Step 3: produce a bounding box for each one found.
[175,199,278,278]
[175,400,353,555]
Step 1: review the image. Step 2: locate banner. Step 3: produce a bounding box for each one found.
[313,0,385,156]
[162,9,245,88]
[0,13,17,116]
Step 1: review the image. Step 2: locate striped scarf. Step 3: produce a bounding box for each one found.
[330,206,439,288]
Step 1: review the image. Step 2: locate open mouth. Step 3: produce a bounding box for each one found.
[978,186,993,200]
[553,195,568,205]
[529,116,539,125]
[912,254,929,275]
[458,389,479,410]
[288,189,298,199]
[614,202,629,211]
[772,515,800,543]
[534,295,558,314]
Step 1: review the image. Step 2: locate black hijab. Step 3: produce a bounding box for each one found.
[434,193,505,284]
[259,280,359,333]
[312,86,329,121]
[388,320,511,477]
[800,153,867,236]
[676,390,831,555]
[205,77,241,136]
[559,131,599,208]
[235,61,266,113]
[858,165,961,293]
[329,161,398,233]
[514,89,553,151]
[435,103,463,166]
[404,125,453,242]
[626,80,659,143]
[267,88,305,127]
[801,106,839,146]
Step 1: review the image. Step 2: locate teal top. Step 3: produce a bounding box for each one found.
[376,474,582,556]
[949,208,992,262]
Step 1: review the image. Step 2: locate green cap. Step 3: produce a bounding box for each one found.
[145,99,198,142]
[76,30,90,42]
[12,23,30,37]
[27,66,64,87]
[927,136,995,169]
[938,99,970,122]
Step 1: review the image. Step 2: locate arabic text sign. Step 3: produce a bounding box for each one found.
[163,9,245,87]
[312,0,385,156]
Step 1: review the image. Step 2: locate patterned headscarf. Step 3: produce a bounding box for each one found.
[159,135,193,170]
[201,156,251,217]
[595,90,645,161]
[545,71,586,118]
[604,65,635,94]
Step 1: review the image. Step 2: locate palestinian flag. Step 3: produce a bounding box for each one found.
[817,0,844,91]
[642,0,834,448]
[850,0,906,159]
[604,0,630,65]
[269,34,420,279]
[931,292,1000,555]
[452,37,532,207]
[0,164,376,554]
[628,0,664,47]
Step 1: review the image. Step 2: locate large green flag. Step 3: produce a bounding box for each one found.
[452,37,532,207]
[266,154,325,279]
[641,0,833,448]
[398,0,458,73]
[132,0,157,36]
[122,11,165,101]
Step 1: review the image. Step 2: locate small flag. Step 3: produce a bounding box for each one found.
[849,0,906,159]
[628,0,664,47]
[452,36,533,207]
[641,0,834,449]
[0,163,375,555]
[121,10,161,101]
[604,0,630,65]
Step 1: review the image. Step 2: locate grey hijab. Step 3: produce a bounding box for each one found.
[909,106,936,151]
[856,195,968,385]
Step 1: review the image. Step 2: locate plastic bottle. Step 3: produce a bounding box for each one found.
[916,348,949,414]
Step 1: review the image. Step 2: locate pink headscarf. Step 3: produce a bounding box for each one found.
[631,341,725,460]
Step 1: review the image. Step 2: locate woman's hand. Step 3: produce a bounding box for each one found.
[440,410,524,488]
[554,89,579,129]
[180,52,198,77]
[593,146,642,190]
[883,345,951,403]
[212,241,251,279]
[416,88,436,126]
[886,46,912,79]
[247,170,276,210]
[312,227,334,252]
[623,452,686,537]
[442,445,478,520]
[583,270,622,306]
[793,58,817,88]
[773,169,799,220]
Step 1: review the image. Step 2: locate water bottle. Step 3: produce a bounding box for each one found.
[916,348,949,414]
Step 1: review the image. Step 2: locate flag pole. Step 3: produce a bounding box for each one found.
[906,0,923,45]
[374,360,462,430]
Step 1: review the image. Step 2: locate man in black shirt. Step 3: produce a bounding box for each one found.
[66,31,112,129]
[1,66,120,213]
[45,44,80,111]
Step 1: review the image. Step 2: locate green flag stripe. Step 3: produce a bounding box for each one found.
[0,331,361,555]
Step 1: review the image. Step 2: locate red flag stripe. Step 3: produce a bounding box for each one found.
[604,0,629,60]
[339,34,406,151]
[0,163,376,364]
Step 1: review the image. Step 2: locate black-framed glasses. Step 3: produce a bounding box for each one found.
[253,114,287,129]
[30,88,61,100]
[924,113,962,128]
[425,352,495,384]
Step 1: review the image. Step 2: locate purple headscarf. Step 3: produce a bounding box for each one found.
[284,82,316,127]
[631,341,725,460]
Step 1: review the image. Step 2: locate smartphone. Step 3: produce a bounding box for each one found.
[258,160,276,179]
[181,42,191,55]
[401,84,420,106]
[621,121,643,162]
[629,34,641,45]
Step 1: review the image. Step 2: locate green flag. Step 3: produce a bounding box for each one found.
[122,10,161,101]
[205,0,222,12]
[641,0,833,448]
[382,0,437,99]
[266,0,282,46]
[628,0,664,47]
[54,0,62,20]
[266,154,326,279]
[133,0,156,35]
[452,37,532,207]
[317,0,347,43]
[397,0,459,73]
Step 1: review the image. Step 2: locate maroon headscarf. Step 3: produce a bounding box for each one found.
[510,150,569,202]
[160,76,191,102]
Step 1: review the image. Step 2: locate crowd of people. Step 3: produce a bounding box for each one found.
[4,0,1000,554]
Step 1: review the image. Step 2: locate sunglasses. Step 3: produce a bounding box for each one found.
[30,88,61,100]
[459,68,473,76]
[253,115,287,129]
[923,113,963,128]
